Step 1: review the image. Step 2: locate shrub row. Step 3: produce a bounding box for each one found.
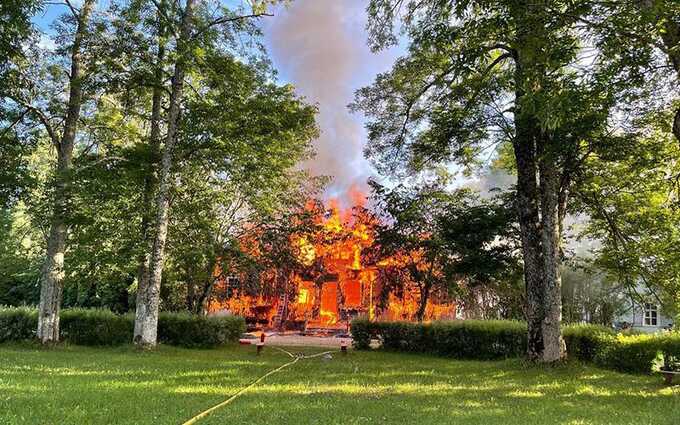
[157,312,245,348]
[351,319,527,360]
[562,323,615,362]
[0,306,245,348]
[563,323,680,374]
[0,306,37,342]
[60,308,134,345]
[353,319,680,375]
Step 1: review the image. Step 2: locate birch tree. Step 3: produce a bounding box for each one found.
[1,0,98,343]
[132,0,287,346]
[37,0,96,343]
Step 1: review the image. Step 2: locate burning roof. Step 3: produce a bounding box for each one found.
[208,193,457,331]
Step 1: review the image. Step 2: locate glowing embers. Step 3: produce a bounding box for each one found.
[342,280,361,307]
[319,282,339,324]
[297,288,310,305]
[207,191,458,330]
[294,235,316,266]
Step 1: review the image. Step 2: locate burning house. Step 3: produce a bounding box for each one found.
[207,197,457,332]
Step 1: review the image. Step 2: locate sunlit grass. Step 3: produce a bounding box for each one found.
[1,343,678,424]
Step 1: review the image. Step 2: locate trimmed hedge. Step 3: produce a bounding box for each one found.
[563,323,614,362]
[61,308,133,346]
[0,307,245,348]
[0,306,38,342]
[659,333,680,371]
[349,318,373,350]
[427,320,526,359]
[594,333,660,374]
[352,318,680,375]
[158,312,245,348]
[562,323,671,374]
[351,319,527,360]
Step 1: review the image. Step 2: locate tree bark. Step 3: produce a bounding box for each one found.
[415,280,432,322]
[195,258,218,315]
[538,154,566,362]
[512,118,546,361]
[134,3,167,339]
[37,0,95,344]
[509,0,566,362]
[134,0,196,347]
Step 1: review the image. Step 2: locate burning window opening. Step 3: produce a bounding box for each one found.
[207,196,457,332]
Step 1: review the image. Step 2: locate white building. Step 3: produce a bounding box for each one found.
[616,297,674,333]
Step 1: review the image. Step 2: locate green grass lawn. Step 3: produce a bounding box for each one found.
[1,343,678,425]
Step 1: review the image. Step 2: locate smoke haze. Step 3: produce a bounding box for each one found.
[263,0,399,203]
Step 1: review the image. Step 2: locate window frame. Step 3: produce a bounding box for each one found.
[643,303,658,327]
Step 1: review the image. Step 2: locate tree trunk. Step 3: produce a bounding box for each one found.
[538,155,566,362]
[187,279,197,313]
[661,18,680,142]
[37,0,95,344]
[512,121,545,361]
[134,4,166,339]
[134,0,196,347]
[195,258,218,315]
[416,281,433,322]
[511,0,565,362]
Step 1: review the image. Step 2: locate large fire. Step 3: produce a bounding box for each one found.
[207,190,457,331]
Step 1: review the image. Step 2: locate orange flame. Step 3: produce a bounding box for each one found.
[207,190,456,329]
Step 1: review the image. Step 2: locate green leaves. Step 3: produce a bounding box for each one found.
[575,114,680,314]
[370,181,521,314]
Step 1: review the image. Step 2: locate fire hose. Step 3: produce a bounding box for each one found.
[181,347,339,425]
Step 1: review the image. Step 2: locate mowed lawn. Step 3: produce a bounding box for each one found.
[1,343,679,425]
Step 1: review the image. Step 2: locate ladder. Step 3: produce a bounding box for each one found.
[272,293,287,328]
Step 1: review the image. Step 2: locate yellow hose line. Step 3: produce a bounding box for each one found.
[181,349,339,425]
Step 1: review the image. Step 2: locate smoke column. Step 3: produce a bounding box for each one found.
[263,0,399,204]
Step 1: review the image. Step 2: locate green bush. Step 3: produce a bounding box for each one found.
[658,332,680,371]
[158,312,245,348]
[350,319,527,360]
[426,320,527,359]
[378,321,427,352]
[350,319,679,375]
[563,323,614,362]
[562,325,678,374]
[594,333,660,374]
[0,307,245,348]
[350,318,373,350]
[0,306,38,342]
[60,308,133,346]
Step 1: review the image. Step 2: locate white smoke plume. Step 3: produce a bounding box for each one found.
[263,0,399,204]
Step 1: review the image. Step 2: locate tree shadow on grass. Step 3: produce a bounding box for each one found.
[191,353,680,425]
[1,345,678,425]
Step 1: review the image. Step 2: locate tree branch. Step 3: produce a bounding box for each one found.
[148,0,179,38]
[7,96,61,147]
[44,1,78,19]
[192,12,274,40]
[0,109,29,140]
[64,0,80,19]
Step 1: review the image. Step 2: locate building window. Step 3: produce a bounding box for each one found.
[226,276,239,298]
[643,303,658,326]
